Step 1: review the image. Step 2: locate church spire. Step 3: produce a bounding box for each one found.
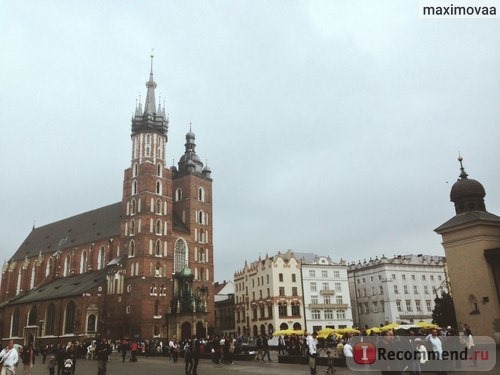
[131,54,168,136]
[144,52,157,115]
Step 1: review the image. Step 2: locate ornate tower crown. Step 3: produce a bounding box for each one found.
[131,54,168,136]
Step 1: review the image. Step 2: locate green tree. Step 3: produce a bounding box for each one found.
[432,292,458,329]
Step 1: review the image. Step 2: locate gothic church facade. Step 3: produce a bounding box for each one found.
[0,59,215,345]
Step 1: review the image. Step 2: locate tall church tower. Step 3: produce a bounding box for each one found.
[118,56,214,339]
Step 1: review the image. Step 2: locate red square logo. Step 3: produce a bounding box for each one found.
[353,342,376,364]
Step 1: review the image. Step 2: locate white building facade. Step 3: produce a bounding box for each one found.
[234,250,305,337]
[347,254,447,329]
[299,253,353,332]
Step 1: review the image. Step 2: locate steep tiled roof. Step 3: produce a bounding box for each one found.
[11,202,122,262]
[8,267,111,305]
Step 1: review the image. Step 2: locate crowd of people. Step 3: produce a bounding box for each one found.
[0,323,477,375]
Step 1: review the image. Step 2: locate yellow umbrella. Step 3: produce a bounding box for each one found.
[274,328,304,336]
[416,321,439,330]
[380,323,399,332]
[334,327,360,335]
[366,327,382,335]
[317,328,338,339]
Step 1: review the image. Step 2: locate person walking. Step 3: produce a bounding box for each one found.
[21,343,35,375]
[306,331,318,375]
[96,338,111,375]
[191,335,200,375]
[184,339,193,375]
[262,335,272,362]
[325,350,335,374]
[0,340,19,375]
[253,335,263,361]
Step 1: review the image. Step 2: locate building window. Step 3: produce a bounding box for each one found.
[336,296,343,304]
[322,270,328,278]
[311,309,321,320]
[322,282,329,290]
[87,314,96,333]
[416,300,422,311]
[391,274,396,280]
[309,270,315,277]
[279,273,283,282]
[438,275,442,281]
[279,287,285,296]
[402,274,406,280]
[334,271,340,278]
[394,285,399,294]
[422,275,426,281]
[424,285,429,294]
[380,301,385,312]
[292,287,298,296]
[175,188,182,201]
[11,308,20,337]
[45,303,55,335]
[132,180,138,195]
[130,198,137,214]
[291,303,300,316]
[64,301,76,334]
[372,301,378,313]
[150,283,157,295]
[198,187,205,201]
[311,295,318,304]
[426,300,432,311]
[430,275,434,281]
[404,285,409,294]
[133,163,138,177]
[156,220,162,234]
[45,257,54,277]
[268,305,273,318]
[157,163,162,177]
[379,286,383,295]
[323,296,331,304]
[396,300,402,312]
[411,274,416,280]
[155,240,162,256]
[335,282,341,292]
[28,305,37,326]
[413,285,418,294]
[98,246,105,270]
[156,199,162,214]
[63,255,71,277]
[406,300,412,312]
[174,238,188,272]
[80,251,88,274]
[310,282,317,292]
[337,310,346,319]
[129,240,135,257]
[291,274,296,282]
[278,303,287,317]
[324,309,334,319]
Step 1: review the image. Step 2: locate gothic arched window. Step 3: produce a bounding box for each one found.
[64,301,76,334]
[11,308,20,337]
[28,305,37,326]
[45,303,55,335]
[97,246,105,270]
[80,250,87,274]
[198,187,205,201]
[63,255,71,276]
[129,240,135,257]
[174,238,188,272]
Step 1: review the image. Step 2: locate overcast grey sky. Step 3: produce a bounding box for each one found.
[1,1,499,282]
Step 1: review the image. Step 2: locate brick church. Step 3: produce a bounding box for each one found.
[0,57,215,345]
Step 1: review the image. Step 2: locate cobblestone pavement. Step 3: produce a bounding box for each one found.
[25,350,500,375]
